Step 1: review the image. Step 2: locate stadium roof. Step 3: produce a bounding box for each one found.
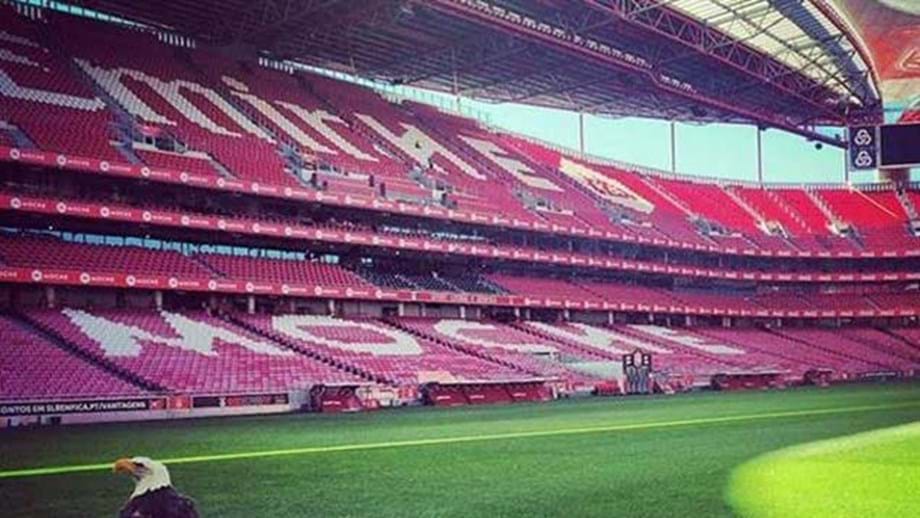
[75,0,883,145]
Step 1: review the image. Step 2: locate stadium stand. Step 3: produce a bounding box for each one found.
[238,315,528,385]
[0,9,916,256]
[58,16,293,186]
[201,254,371,288]
[0,5,917,420]
[0,233,210,278]
[395,318,603,385]
[27,309,363,393]
[0,314,147,400]
[0,8,123,161]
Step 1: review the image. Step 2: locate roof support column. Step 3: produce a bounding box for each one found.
[670,121,677,174]
[452,48,461,112]
[757,127,764,185]
[843,134,850,183]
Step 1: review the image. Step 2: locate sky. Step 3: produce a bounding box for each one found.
[453,98,864,185]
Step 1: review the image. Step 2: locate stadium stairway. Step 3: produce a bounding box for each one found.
[222,313,386,385]
[11,311,166,393]
[896,189,918,220]
[764,189,812,235]
[806,190,851,234]
[722,185,767,231]
[188,255,226,278]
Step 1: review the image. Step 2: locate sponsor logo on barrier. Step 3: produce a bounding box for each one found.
[284,187,292,197]
[100,206,110,218]
[56,154,67,166]
[80,272,91,285]
[180,171,190,183]
[31,270,43,282]
[217,219,227,230]
[216,177,226,188]
[142,211,152,222]
[100,161,110,172]
[251,182,260,193]
[10,148,21,160]
[181,215,190,226]
[168,277,179,289]
[281,284,290,295]
[141,166,151,177]
[10,197,21,209]
[126,275,137,287]
[208,279,218,290]
[56,202,67,213]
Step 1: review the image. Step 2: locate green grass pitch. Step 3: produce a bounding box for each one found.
[1,383,918,517]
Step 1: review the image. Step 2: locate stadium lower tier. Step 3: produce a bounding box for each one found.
[2,309,917,403]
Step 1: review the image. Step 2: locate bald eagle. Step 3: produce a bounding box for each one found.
[113,456,199,518]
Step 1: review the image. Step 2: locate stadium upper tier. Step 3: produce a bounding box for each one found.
[0,9,917,260]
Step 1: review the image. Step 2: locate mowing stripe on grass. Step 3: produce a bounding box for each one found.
[2,400,918,480]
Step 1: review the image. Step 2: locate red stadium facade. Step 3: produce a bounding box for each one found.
[0,1,917,425]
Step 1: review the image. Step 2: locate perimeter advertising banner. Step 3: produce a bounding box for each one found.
[0,399,159,416]
[831,0,920,121]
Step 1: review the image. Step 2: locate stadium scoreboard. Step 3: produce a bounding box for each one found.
[849,122,920,170]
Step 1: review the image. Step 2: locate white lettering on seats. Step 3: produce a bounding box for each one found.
[271,315,422,355]
[161,312,291,356]
[0,30,42,48]
[460,136,562,191]
[631,325,744,355]
[230,90,336,154]
[276,102,377,161]
[526,322,631,354]
[64,309,291,357]
[76,60,271,140]
[0,38,105,110]
[433,320,557,354]
[0,48,38,67]
[355,114,484,180]
[558,157,654,213]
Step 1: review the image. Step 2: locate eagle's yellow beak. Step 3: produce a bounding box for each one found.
[113,458,136,475]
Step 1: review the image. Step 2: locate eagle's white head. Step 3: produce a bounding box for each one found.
[113,456,172,498]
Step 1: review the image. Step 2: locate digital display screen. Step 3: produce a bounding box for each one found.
[879,123,920,168]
